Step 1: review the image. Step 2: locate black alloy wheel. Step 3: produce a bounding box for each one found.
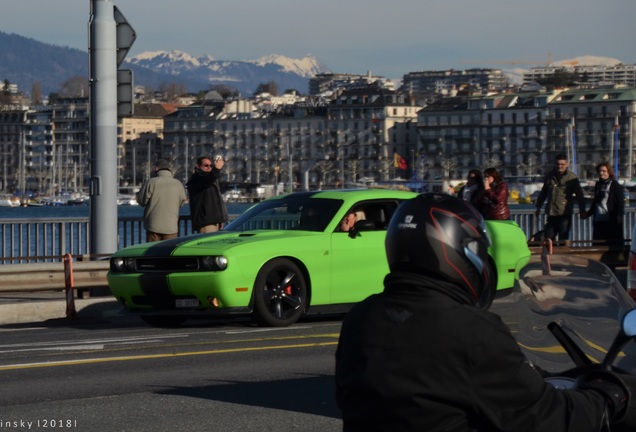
[252,258,307,327]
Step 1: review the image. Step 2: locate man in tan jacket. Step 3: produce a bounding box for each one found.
[136,159,187,242]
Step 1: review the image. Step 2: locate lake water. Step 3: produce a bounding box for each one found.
[0,202,255,261]
[0,203,253,220]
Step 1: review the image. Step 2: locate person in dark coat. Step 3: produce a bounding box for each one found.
[335,193,635,432]
[186,156,229,233]
[458,169,483,207]
[584,162,625,244]
[475,167,510,220]
[535,153,587,244]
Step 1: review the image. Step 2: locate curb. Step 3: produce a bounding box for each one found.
[0,298,128,326]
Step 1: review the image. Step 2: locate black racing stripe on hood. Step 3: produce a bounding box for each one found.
[142,233,220,257]
[139,273,174,308]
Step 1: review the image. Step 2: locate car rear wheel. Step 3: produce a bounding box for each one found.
[252,258,307,327]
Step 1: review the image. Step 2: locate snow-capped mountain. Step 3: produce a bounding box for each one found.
[125,50,327,95]
[251,54,324,78]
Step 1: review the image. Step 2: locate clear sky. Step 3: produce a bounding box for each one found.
[1,0,634,80]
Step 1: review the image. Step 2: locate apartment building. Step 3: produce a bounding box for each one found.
[50,97,89,195]
[161,85,420,191]
[24,108,54,193]
[162,93,226,184]
[547,86,636,180]
[402,69,509,95]
[118,103,174,188]
[524,63,636,87]
[417,86,636,182]
[0,107,28,192]
[4,82,635,197]
[327,86,419,185]
[308,72,393,95]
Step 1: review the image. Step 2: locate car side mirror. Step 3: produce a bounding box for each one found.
[623,309,636,337]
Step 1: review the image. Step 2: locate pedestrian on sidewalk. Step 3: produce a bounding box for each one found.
[187,155,229,233]
[475,167,510,220]
[583,162,624,245]
[535,153,587,245]
[136,159,187,242]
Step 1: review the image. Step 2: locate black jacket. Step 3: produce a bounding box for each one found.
[335,272,609,432]
[587,178,624,221]
[186,168,228,230]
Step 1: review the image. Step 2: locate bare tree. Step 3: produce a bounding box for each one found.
[31,81,42,105]
[253,159,269,184]
[517,155,542,180]
[159,82,187,102]
[347,159,363,184]
[314,159,337,188]
[0,79,11,104]
[440,156,459,179]
[254,81,278,96]
[483,158,502,170]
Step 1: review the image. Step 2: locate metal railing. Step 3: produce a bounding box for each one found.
[1,209,635,264]
[0,216,196,263]
[512,207,636,247]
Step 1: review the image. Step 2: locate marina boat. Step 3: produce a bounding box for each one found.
[0,196,20,207]
[117,194,139,206]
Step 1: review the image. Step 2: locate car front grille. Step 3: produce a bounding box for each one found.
[134,257,200,272]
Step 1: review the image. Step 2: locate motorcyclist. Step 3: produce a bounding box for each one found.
[335,193,635,431]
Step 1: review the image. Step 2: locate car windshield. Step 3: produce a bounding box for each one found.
[224,194,343,232]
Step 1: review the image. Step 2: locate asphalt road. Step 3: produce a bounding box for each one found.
[0,316,344,432]
[0,266,628,432]
[0,301,524,432]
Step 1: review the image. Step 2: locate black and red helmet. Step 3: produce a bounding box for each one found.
[386,193,496,308]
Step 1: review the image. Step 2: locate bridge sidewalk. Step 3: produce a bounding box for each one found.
[0,269,628,326]
[0,290,128,326]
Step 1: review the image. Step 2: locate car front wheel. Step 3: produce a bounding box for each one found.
[252,258,307,327]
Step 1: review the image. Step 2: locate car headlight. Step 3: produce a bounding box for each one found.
[110,257,136,272]
[200,256,228,271]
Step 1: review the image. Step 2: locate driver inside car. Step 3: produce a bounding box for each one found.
[335,193,636,432]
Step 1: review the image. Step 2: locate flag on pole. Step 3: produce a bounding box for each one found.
[393,151,408,170]
[570,117,578,175]
[614,115,620,178]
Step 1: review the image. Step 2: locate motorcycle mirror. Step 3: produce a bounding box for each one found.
[623,309,636,337]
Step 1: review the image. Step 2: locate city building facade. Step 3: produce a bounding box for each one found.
[2,80,636,200]
[417,86,636,183]
[524,63,636,87]
[118,103,174,189]
[402,68,509,95]
[0,107,28,193]
[50,97,89,195]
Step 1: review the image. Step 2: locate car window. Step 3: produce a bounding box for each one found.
[336,200,401,232]
[224,196,342,232]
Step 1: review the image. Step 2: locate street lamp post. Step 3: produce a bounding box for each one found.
[146,138,151,182]
[287,134,293,193]
[132,141,136,187]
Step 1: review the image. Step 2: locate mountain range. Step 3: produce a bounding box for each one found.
[0,31,627,98]
[0,31,327,97]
